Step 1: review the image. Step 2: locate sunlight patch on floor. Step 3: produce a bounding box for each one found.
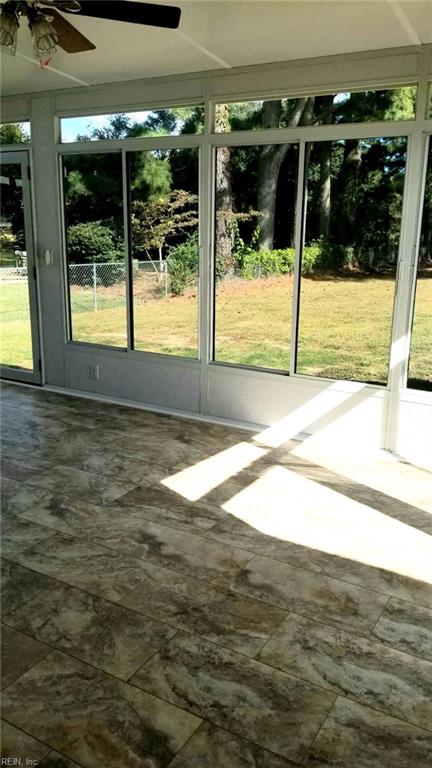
[161,441,268,501]
[222,465,432,585]
[290,437,432,514]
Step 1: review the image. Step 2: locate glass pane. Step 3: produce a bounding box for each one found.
[0,122,30,145]
[215,88,416,132]
[214,143,299,371]
[62,153,127,347]
[296,136,407,384]
[130,147,199,357]
[0,163,33,370]
[408,142,432,391]
[61,107,204,142]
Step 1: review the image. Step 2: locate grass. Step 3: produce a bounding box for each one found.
[1,275,430,386]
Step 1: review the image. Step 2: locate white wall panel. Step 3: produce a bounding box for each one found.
[208,50,419,100]
[206,367,386,446]
[64,347,201,412]
[54,76,204,116]
[396,396,432,466]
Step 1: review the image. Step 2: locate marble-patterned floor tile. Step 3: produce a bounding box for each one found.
[19,503,252,588]
[0,476,22,514]
[118,483,223,520]
[82,453,168,486]
[1,625,51,690]
[322,556,432,610]
[19,493,134,534]
[1,456,54,484]
[132,632,335,764]
[259,613,432,730]
[120,568,286,656]
[29,485,224,537]
[11,533,162,602]
[27,465,134,506]
[1,560,54,616]
[126,501,224,535]
[106,430,188,462]
[88,517,253,587]
[1,650,201,768]
[372,598,432,661]
[1,483,54,517]
[231,556,389,632]
[39,751,82,768]
[169,721,297,767]
[0,410,72,440]
[4,579,176,680]
[305,697,432,768]
[1,720,50,764]
[1,513,56,556]
[203,515,328,573]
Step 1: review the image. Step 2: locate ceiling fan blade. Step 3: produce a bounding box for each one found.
[63,1,181,30]
[45,8,96,52]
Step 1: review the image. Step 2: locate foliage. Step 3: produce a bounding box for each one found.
[166,233,198,295]
[67,222,123,265]
[131,189,198,259]
[238,243,321,279]
[0,123,29,145]
[0,231,17,249]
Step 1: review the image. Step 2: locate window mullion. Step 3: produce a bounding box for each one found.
[290,140,306,375]
[122,149,134,351]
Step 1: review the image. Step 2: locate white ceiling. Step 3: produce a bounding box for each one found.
[1,0,431,96]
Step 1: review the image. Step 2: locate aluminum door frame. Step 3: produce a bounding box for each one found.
[0,150,41,384]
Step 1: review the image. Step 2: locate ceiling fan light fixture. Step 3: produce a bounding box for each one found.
[29,10,59,60]
[0,2,19,56]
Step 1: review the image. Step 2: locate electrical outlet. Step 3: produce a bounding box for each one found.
[89,364,100,381]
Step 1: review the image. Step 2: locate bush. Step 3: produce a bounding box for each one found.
[302,242,322,274]
[166,233,198,295]
[238,243,321,279]
[319,241,355,270]
[67,222,123,265]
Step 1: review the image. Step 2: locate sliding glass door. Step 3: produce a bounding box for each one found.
[0,151,41,383]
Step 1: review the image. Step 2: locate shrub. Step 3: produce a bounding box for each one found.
[238,243,321,279]
[0,231,17,249]
[302,242,322,274]
[319,241,356,271]
[67,222,123,265]
[166,233,198,295]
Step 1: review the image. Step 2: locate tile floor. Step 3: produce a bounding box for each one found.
[1,381,432,768]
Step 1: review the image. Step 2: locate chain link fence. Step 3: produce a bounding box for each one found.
[0,265,30,323]
[0,260,171,325]
[68,260,169,313]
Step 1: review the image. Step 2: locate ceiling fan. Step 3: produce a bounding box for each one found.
[0,1,181,64]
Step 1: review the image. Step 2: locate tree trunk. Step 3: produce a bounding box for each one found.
[257,97,312,251]
[316,96,334,239]
[339,139,362,245]
[215,105,234,277]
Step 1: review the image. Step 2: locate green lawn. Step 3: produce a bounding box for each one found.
[1,275,430,386]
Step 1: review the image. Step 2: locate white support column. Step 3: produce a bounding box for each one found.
[198,141,213,414]
[385,130,429,451]
[30,96,66,387]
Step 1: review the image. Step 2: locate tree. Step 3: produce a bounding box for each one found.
[257,97,314,250]
[131,189,198,265]
[0,123,29,145]
[215,104,235,277]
